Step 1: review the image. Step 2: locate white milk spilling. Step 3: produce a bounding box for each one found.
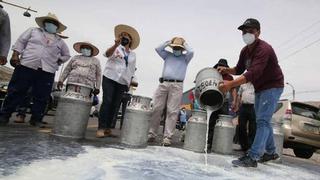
[3,146,318,180]
[204,107,213,166]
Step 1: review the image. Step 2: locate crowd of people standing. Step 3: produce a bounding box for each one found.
[0,6,284,168]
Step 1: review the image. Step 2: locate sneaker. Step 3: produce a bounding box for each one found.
[232,154,257,167]
[14,115,25,123]
[147,133,156,143]
[258,153,280,163]
[96,129,105,138]
[162,137,171,146]
[0,116,9,126]
[238,154,249,161]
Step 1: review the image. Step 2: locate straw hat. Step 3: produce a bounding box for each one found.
[114,24,140,50]
[169,37,185,49]
[35,13,67,33]
[73,42,99,56]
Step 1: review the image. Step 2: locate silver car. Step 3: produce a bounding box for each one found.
[274,100,320,159]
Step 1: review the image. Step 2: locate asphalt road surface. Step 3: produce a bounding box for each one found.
[0,113,319,179]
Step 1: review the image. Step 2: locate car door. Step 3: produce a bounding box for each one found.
[291,102,320,141]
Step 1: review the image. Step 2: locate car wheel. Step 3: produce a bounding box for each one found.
[293,148,314,159]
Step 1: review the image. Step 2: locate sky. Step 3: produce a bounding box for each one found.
[2,0,320,102]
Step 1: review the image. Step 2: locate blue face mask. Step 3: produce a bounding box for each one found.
[173,50,182,57]
[44,22,58,34]
[81,48,92,57]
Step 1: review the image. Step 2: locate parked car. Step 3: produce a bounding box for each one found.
[274,100,320,159]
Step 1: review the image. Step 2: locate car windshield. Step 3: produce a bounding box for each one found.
[292,102,320,120]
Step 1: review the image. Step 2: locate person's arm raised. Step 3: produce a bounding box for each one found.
[105,38,120,58]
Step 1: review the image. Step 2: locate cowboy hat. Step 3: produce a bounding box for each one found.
[73,42,99,56]
[169,37,185,49]
[114,24,140,50]
[35,13,67,33]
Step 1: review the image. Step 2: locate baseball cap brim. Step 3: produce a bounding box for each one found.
[238,24,255,30]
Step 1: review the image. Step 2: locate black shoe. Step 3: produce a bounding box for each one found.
[0,116,9,126]
[232,154,257,167]
[258,153,279,163]
[29,121,46,128]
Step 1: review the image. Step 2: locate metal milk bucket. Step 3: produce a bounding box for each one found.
[120,95,152,147]
[62,82,92,101]
[195,68,224,111]
[183,110,207,153]
[128,95,152,110]
[212,115,235,154]
[272,118,284,163]
[52,83,93,139]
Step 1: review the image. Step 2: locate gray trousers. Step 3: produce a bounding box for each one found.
[149,82,183,138]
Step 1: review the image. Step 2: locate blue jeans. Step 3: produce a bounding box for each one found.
[248,88,283,160]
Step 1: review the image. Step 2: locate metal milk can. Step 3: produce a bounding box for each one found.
[194,67,224,111]
[52,83,92,139]
[272,117,284,163]
[212,115,235,154]
[183,110,207,153]
[120,95,152,147]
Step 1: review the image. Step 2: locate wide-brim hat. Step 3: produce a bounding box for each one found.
[115,24,140,50]
[73,42,99,56]
[213,58,229,68]
[35,13,67,33]
[169,37,185,49]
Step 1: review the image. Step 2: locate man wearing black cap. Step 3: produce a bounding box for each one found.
[207,58,237,151]
[213,59,237,114]
[218,18,284,167]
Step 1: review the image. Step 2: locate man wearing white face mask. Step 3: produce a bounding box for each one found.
[0,13,70,127]
[218,18,284,167]
[148,37,194,146]
[58,42,101,95]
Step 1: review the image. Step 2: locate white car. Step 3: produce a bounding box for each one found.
[274,100,320,159]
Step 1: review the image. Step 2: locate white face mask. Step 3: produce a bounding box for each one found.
[173,50,182,57]
[44,22,58,34]
[242,33,256,45]
[81,48,92,57]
